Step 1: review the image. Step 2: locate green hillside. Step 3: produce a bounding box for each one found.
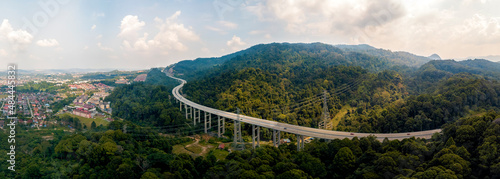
[177,43,500,134]
[170,43,434,80]
[336,44,432,67]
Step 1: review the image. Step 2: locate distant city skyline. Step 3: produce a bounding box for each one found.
[1,0,500,70]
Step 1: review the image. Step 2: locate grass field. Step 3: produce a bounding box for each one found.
[173,145,191,155]
[210,149,229,161]
[58,113,109,128]
[185,145,203,153]
[0,94,8,98]
[331,105,353,128]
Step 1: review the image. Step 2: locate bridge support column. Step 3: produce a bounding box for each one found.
[204,111,208,133]
[193,109,201,123]
[197,109,201,123]
[233,120,243,150]
[218,116,225,137]
[297,135,305,151]
[252,125,260,149]
[273,130,281,147]
[204,111,211,134]
[191,107,194,120]
[179,101,182,111]
[185,104,189,120]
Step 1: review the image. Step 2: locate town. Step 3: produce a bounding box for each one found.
[0,70,147,130]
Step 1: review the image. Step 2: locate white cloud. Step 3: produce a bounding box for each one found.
[97,42,113,52]
[226,35,246,51]
[246,0,406,35]
[218,21,238,29]
[83,46,88,50]
[206,26,224,33]
[93,12,105,18]
[249,30,272,38]
[0,19,33,51]
[206,21,238,34]
[455,14,500,44]
[0,19,13,35]
[36,39,59,47]
[201,47,210,53]
[249,30,264,35]
[119,11,199,52]
[91,24,96,30]
[244,0,500,59]
[118,15,145,40]
[0,49,7,56]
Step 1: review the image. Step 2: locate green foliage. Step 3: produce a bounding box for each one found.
[17,81,67,93]
[178,43,500,135]
[80,70,145,80]
[2,112,500,178]
[105,83,186,128]
[51,96,76,114]
[336,44,431,67]
[144,68,178,86]
[332,147,356,178]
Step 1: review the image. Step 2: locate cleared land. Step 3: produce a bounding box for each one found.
[58,113,110,128]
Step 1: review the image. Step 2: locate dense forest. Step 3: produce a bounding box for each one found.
[5,42,500,178]
[105,68,188,131]
[1,111,499,178]
[180,43,500,133]
[335,44,431,67]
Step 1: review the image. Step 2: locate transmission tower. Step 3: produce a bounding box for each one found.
[319,90,331,130]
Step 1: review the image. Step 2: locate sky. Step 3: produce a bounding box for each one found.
[0,0,499,70]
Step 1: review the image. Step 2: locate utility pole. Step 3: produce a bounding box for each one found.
[319,90,331,130]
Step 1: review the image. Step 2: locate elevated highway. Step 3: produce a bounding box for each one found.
[169,75,442,150]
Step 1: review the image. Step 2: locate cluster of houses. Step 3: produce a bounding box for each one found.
[62,89,112,120]
[0,92,57,128]
[133,74,147,82]
[115,78,129,84]
[68,82,113,92]
[95,83,113,91]
[68,83,96,90]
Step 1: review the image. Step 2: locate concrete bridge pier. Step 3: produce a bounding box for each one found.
[297,135,305,151]
[252,125,260,149]
[194,108,200,126]
[218,115,225,137]
[234,119,244,150]
[204,111,211,133]
[273,130,281,147]
[196,109,199,123]
[191,107,194,121]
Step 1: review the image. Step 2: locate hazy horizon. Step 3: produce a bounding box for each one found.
[1,0,500,69]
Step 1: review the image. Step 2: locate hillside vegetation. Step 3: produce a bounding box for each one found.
[178,43,500,133]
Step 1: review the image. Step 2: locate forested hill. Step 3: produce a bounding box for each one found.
[169,43,433,79]
[419,59,500,79]
[168,47,251,79]
[335,44,432,67]
[174,42,500,134]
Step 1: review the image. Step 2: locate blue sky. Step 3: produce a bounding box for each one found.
[1,0,499,70]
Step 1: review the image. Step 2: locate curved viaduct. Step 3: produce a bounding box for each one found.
[169,75,442,150]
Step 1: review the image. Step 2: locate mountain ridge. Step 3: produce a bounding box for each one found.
[169,42,433,79]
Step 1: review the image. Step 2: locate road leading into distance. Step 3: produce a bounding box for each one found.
[169,75,442,141]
